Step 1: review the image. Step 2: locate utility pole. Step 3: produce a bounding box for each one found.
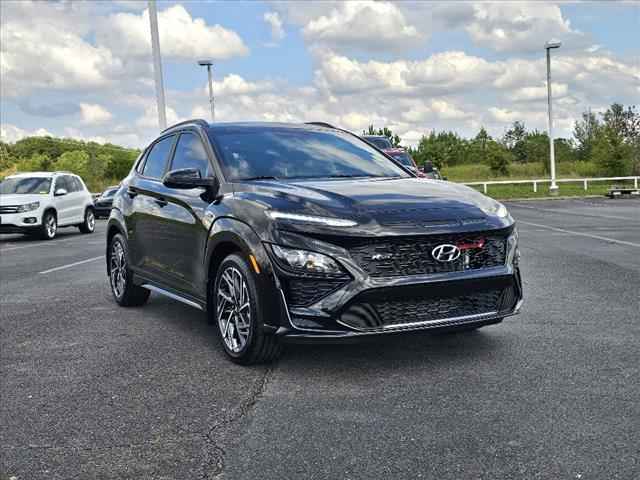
[148,0,167,130]
[198,60,215,122]
[545,41,561,195]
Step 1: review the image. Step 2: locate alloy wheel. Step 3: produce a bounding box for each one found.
[110,240,127,299]
[46,215,57,238]
[217,266,251,353]
[87,210,95,231]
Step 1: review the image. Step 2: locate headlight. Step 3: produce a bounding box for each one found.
[482,201,509,218]
[17,201,40,213]
[506,228,519,265]
[270,245,343,274]
[265,211,357,227]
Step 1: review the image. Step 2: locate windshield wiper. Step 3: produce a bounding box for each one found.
[239,175,279,181]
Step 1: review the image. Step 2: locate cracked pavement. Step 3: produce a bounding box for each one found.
[2,198,639,479]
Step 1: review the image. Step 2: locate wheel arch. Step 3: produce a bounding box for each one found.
[106,210,127,276]
[205,217,284,328]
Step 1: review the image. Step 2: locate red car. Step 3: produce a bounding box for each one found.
[362,136,424,177]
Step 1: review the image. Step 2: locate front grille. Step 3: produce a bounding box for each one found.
[344,231,508,277]
[282,276,349,307]
[0,205,20,214]
[340,286,515,331]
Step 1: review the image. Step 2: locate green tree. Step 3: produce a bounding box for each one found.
[591,127,633,176]
[17,153,51,172]
[53,150,90,178]
[502,121,528,163]
[573,110,601,162]
[486,141,512,175]
[363,125,401,147]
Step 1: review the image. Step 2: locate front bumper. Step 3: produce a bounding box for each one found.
[274,268,523,342]
[0,211,43,233]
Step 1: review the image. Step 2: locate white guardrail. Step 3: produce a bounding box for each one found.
[463,176,640,194]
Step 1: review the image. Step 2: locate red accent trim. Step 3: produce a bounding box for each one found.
[457,238,485,250]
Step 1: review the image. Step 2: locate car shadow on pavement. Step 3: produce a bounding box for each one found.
[135,292,504,373]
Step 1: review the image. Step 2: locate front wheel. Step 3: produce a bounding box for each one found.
[79,207,95,234]
[108,233,150,307]
[40,211,57,240]
[212,254,282,365]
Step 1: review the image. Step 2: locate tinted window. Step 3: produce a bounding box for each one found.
[102,188,118,198]
[68,176,84,192]
[54,176,70,192]
[0,177,52,195]
[170,132,210,177]
[209,128,407,181]
[390,152,413,167]
[365,137,393,150]
[142,135,174,179]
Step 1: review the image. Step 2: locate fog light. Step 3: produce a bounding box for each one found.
[23,217,37,224]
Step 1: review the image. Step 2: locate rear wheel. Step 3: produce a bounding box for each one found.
[108,233,150,307]
[212,254,282,365]
[40,211,57,240]
[79,207,95,234]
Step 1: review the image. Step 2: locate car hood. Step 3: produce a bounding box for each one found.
[0,193,47,206]
[235,177,512,237]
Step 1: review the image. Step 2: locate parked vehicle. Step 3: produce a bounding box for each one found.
[385,148,423,176]
[94,186,120,218]
[421,161,445,180]
[0,171,95,239]
[362,135,393,150]
[106,121,523,364]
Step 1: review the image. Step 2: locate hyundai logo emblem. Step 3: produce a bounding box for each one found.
[432,244,461,262]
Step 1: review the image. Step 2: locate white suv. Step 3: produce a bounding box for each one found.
[0,171,96,239]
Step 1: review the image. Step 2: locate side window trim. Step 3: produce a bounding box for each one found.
[139,134,177,181]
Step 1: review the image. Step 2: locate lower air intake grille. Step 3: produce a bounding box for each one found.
[282,277,348,307]
[340,288,508,331]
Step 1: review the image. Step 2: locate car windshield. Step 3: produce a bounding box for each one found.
[209,128,408,181]
[365,137,393,150]
[0,177,52,195]
[102,188,118,198]
[390,152,414,167]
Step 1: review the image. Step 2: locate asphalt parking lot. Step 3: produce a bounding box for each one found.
[1,197,639,480]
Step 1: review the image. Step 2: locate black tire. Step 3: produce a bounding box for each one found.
[212,254,282,365]
[79,207,95,234]
[39,210,57,240]
[108,233,150,307]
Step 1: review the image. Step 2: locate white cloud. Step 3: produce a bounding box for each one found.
[0,2,124,98]
[508,83,568,102]
[98,5,248,61]
[264,11,285,42]
[80,103,113,125]
[302,1,424,52]
[136,104,181,130]
[466,3,586,53]
[1,124,54,143]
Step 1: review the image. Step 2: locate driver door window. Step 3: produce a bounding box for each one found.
[169,132,211,178]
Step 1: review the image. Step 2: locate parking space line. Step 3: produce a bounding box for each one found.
[39,256,104,274]
[518,220,640,248]
[508,203,637,221]
[1,237,104,252]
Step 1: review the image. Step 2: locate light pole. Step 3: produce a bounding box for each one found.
[545,41,561,195]
[148,0,167,130]
[198,60,215,122]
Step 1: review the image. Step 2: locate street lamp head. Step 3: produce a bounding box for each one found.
[197,60,213,66]
[545,41,562,49]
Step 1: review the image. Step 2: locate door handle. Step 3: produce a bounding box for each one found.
[127,187,139,198]
[155,197,168,207]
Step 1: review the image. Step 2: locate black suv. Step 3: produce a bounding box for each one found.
[106,121,522,364]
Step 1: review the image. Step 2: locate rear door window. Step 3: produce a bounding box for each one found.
[142,135,175,179]
[169,132,210,177]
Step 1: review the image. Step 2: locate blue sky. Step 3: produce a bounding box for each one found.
[1,1,638,148]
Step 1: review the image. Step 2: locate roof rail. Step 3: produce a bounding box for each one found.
[161,118,209,133]
[305,121,336,129]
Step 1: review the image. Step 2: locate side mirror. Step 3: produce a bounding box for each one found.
[163,168,219,194]
[54,188,68,196]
